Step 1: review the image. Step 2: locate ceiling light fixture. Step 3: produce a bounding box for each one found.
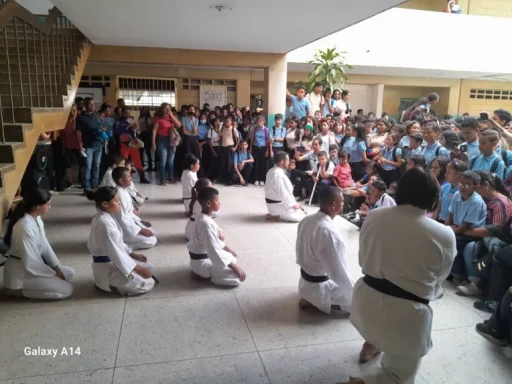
[211,5,232,12]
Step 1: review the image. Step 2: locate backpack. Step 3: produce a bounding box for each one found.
[469,155,502,174]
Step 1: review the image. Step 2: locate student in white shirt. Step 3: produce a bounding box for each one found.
[2,188,74,300]
[296,186,355,314]
[307,82,325,115]
[88,186,155,296]
[182,154,200,215]
[341,168,456,384]
[99,155,125,188]
[111,167,157,250]
[186,187,246,287]
[125,159,146,210]
[316,119,336,153]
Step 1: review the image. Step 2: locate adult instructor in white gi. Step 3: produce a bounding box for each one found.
[341,168,456,384]
[264,151,306,222]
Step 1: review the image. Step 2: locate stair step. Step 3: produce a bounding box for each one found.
[1,94,65,109]
[1,108,32,124]
[0,63,76,76]
[0,142,25,163]
[1,73,73,87]
[0,83,70,97]
[1,124,26,143]
[0,163,16,189]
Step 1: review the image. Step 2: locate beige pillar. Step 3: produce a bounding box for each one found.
[448,82,462,116]
[373,84,385,117]
[236,75,251,108]
[264,55,287,127]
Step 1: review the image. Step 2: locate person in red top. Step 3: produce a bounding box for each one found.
[332,151,355,189]
[60,105,84,188]
[152,103,182,186]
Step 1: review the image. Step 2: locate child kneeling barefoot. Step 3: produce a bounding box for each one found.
[186,187,246,286]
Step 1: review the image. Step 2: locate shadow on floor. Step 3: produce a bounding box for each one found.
[46,214,93,227]
[156,232,188,245]
[46,239,88,255]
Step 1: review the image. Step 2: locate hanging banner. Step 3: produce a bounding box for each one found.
[200,85,227,108]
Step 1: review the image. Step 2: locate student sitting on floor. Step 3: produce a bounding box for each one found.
[420,122,450,165]
[307,150,335,201]
[125,159,147,210]
[432,159,467,224]
[112,167,157,250]
[332,150,354,190]
[99,154,125,188]
[185,177,213,241]
[2,188,75,300]
[187,187,246,286]
[232,140,254,186]
[88,186,155,296]
[182,153,200,215]
[445,171,487,285]
[329,144,339,166]
[468,129,505,179]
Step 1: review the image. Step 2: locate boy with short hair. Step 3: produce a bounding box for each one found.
[446,171,487,283]
[420,123,450,165]
[286,85,311,119]
[405,133,424,159]
[455,117,480,161]
[232,140,254,186]
[100,155,125,188]
[468,129,505,178]
[329,144,339,165]
[125,159,147,209]
[269,114,286,159]
[111,167,157,250]
[187,187,246,286]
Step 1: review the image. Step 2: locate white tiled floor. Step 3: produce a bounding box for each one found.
[1,178,511,384]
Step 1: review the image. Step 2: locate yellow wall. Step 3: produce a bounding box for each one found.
[399,0,469,13]
[459,79,512,115]
[468,0,512,17]
[383,86,450,116]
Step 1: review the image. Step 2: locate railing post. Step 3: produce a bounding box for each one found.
[31,26,40,107]
[13,17,24,107]
[3,23,14,126]
[23,20,33,108]
[39,29,47,107]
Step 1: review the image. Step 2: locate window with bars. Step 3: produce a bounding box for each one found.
[79,76,111,88]
[118,77,176,108]
[470,89,512,100]
[182,79,236,92]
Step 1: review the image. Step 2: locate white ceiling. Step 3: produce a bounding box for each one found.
[50,0,406,53]
[16,0,53,14]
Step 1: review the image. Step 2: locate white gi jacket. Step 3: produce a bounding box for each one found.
[4,214,60,289]
[100,167,116,188]
[113,187,144,239]
[265,166,296,211]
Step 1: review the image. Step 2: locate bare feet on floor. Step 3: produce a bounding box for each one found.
[337,377,365,384]
[265,214,280,221]
[359,341,381,364]
[0,288,24,299]
[191,271,209,280]
[298,298,314,308]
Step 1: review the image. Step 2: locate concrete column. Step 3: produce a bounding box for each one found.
[236,75,251,108]
[448,82,462,117]
[264,55,287,128]
[374,84,384,117]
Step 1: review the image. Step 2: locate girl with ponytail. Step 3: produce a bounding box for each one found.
[3,188,75,300]
[185,178,213,241]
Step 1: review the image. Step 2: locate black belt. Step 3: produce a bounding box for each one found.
[190,217,196,222]
[93,256,111,263]
[8,255,21,260]
[265,198,281,204]
[184,197,191,200]
[189,252,208,260]
[363,275,429,305]
[300,268,329,283]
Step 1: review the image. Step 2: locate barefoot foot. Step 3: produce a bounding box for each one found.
[299,298,314,308]
[359,342,381,364]
[336,377,365,384]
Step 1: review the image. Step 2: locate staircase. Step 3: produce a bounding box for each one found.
[0,0,90,219]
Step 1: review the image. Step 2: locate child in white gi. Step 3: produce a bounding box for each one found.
[185,177,212,241]
[125,159,147,210]
[186,187,246,286]
[88,186,155,296]
[99,155,125,188]
[182,154,200,215]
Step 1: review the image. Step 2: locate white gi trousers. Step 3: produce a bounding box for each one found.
[190,257,240,287]
[350,279,429,384]
[266,202,305,223]
[125,224,157,250]
[92,260,155,296]
[4,258,74,300]
[298,277,351,314]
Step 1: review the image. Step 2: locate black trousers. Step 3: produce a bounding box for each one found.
[380,168,400,187]
[198,139,207,177]
[489,244,512,302]
[350,161,366,182]
[232,163,253,184]
[139,131,153,169]
[488,289,512,340]
[52,138,65,190]
[252,146,267,182]
[183,135,200,157]
[208,146,221,181]
[219,146,234,183]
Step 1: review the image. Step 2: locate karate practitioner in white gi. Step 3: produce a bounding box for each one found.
[2,188,74,300]
[88,186,155,296]
[340,168,456,384]
[111,167,157,250]
[296,186,355,314]
[187,187,246,287]
[264,151,306,222]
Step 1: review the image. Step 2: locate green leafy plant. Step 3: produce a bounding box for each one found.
[302,48,352,93]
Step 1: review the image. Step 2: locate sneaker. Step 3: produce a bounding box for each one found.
[473,300,499,314]
[456,282,482,297]
[475,323,509,346]
[297,195,306,202]
[260,181,265,186]
[140,178,151,184]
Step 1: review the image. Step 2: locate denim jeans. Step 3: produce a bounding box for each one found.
[84,144,102,190]
[156,135,175,182]
[462,241,480,280]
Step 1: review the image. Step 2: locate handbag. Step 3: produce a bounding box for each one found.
[170,128,181,148]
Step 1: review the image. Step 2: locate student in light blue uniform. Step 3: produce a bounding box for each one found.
[400,121,421,149]
[286,85,311,119]
[420,123,449,165]
[446,171,487,281]
[349,124,368,181]
[405,133,424,160]
[378,134,402,187]
[436,160,467,223]
[341,125,355,154]
[468,129,505,179]
[269,114,287,156]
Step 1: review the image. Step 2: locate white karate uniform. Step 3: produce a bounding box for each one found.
[182,170,197,213]
[127,182,145,208]
[99,167,116,188]
[113,187,157,250]
[264,165,306,222]
[88,210,154,296]
[3,214,74,300]
[187,213,240,287]
[351,205,456,384]
[296,211,355,314]
[185,201,220,241]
